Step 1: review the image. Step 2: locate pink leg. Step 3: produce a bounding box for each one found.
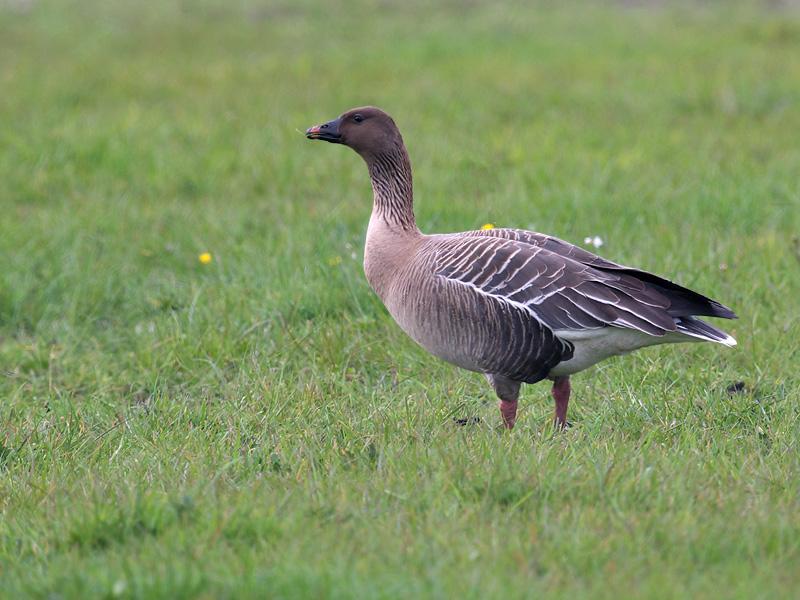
[486,374,521,430]
[498,400,518,430]
[552,376,571,429]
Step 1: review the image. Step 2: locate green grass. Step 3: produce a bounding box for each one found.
[2,0,800,597]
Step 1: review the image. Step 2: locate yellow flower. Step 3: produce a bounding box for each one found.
[481,223,495,230]
[198,252,212,265]
[327,256,343,267]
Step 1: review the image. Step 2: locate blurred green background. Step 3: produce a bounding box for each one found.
[1,1,799,598]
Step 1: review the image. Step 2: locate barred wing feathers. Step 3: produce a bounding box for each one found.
[431,236,573,383]
[434,236,685,343]
[469,228,737,320]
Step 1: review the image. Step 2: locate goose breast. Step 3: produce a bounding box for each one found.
[379,236,572,384]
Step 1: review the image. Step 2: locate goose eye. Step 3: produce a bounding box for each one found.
[353,114,364,123]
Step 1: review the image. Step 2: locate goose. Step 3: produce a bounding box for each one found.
[306,107,737,429]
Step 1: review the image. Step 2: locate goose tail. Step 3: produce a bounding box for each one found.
[675,316,737,347]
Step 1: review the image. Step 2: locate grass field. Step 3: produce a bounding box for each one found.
[2,1,800,597]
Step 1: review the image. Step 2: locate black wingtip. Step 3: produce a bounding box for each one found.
[708,300,737,320]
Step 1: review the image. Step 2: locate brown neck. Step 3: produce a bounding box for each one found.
[364,143,417,232]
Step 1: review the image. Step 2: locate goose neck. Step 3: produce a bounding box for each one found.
[365,146,418,233]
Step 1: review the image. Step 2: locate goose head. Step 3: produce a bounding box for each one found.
[306,106,403,158]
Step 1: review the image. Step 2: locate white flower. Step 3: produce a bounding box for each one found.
[112,580,127,597]
[584,236,604,249]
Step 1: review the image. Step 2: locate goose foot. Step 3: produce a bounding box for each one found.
[552,376,571,430]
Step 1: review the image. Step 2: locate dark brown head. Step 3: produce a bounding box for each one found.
[306,107,403,158]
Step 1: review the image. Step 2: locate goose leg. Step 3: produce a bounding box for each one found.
[486,374,521,430]
[552,376,571,429]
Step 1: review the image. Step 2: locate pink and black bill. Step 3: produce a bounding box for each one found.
[306,117,342,143]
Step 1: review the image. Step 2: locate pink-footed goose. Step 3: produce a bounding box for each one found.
[306,107,736,429]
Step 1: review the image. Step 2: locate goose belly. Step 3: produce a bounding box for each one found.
[379,275,558,378]
[548,328,681,377]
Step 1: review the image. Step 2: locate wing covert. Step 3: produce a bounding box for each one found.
[434,236,679,337]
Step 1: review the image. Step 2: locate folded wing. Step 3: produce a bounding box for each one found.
[435,235,682,339]
[466,228,737,320]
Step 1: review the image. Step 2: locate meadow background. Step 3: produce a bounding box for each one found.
[1,0,799,597]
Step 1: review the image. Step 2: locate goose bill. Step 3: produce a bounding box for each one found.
[306,118,342,143]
